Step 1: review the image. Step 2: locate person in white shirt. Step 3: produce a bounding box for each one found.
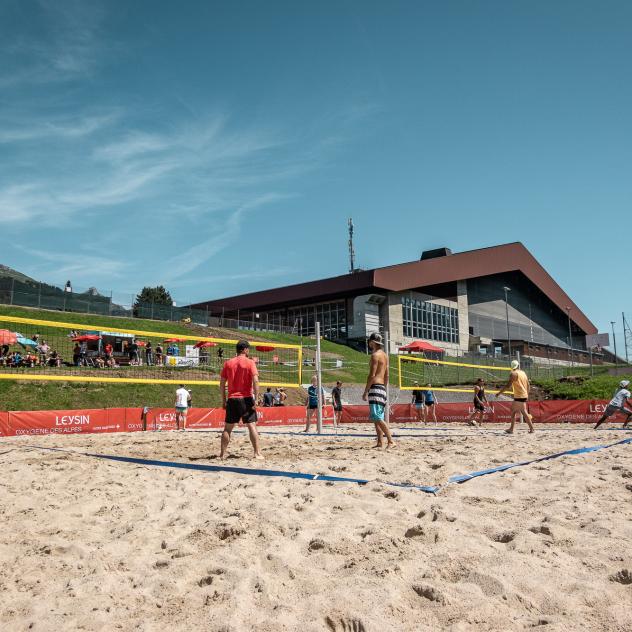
[594,380,632,429]
[175,384,191,431]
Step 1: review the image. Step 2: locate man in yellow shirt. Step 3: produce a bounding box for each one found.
[496,360,535,434]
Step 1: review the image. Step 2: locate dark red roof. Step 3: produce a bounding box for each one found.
[192,242,596,335]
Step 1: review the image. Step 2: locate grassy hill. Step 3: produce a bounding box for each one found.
[0,304,373,410]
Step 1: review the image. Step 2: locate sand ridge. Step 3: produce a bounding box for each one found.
[1,424,632,631]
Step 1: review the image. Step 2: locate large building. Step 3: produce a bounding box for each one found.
[192,242,599,365]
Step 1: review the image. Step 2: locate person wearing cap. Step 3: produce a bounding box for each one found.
[362,332,395,448]
[467,378,488,427]
[495,360,534,434]
[594,380,632,429]
[219,340,263,459]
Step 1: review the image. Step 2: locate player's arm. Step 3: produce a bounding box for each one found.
[496,372,515,397]
[363,354,378,401]
[219,376,227,408]
[252,373,259,404]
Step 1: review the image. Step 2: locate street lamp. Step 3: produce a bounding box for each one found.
[503,286,512,359]
[611,321,618,367]
[565,307,573,368]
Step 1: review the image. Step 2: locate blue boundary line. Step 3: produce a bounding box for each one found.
[23,444,439,494]
[448,436,632,484]
[21,434,632,495]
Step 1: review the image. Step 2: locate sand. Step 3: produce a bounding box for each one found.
[1,423,632,631]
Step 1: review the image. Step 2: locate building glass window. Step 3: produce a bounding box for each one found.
[402,297,459,344]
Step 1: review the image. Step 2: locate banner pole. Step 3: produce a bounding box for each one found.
[316,321,323,434]
[384,330,390,424]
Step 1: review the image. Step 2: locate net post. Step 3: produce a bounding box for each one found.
[384,330,390,424]
[316,321,323,434]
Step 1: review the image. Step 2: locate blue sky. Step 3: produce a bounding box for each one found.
[0,1,630,346]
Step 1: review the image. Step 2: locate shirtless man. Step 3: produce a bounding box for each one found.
[495,360,534,434]
[362,333,394,448]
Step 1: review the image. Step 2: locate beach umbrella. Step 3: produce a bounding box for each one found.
[0,330,17,345]
[194,341,217,348]
[135,340,147,347]
[17,336,38,348]
[164,338,186,343]
[72,334,101,342]
[255,345,275,352]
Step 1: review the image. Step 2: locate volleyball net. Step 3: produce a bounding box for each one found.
[0,315,302,387]
[397,354,513,393]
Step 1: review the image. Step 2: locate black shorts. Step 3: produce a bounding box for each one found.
[425,402,435,407]
[474,402,485,412]
[225,397,257,424]
[333,404,343,412]
[307,405,318,410]
[513,398,528,403]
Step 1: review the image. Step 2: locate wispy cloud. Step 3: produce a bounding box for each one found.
[13,245,126,284]
[0,0,109,87]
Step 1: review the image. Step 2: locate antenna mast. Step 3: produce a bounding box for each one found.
[348,217,356,273]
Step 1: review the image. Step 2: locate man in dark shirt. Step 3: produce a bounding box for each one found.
[411,381,425,423]
[331,381,343,428]
[263,387,274,407]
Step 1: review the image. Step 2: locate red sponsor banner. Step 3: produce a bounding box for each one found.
[7,408,119,436]
[0,411,9,437]
[0,401,614,438]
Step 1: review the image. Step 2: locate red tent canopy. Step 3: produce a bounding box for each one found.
[72,334,101,342]
[0,330,17,345]
[398,340,444,353]
[164,338,186,343]
[195,341,217,348]
[255,345,275,352]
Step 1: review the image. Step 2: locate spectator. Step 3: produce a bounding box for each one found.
[104,342,113,362]
[263,387,274,407]
[1,343,9,357]
[155,344,164,365]
[279,388,288,405]
[145,341,153,366]
[11,351,22,367]
[172,343,180,357]
[48,350,62,367]
[38,340,50,364]
[129,339,139,365]
[72,343,81,366]
[79,341,88,366]
[95,356,105,368]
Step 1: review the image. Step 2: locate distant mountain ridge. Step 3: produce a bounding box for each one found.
[0,264,39,286]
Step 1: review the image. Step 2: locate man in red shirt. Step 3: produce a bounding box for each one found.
[219,340,263,460]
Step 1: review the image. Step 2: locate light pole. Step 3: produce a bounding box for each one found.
[503,286,512,359]
[611,321,618,367]
[565,307,573,368]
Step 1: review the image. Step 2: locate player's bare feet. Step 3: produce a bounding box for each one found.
[504,429,514,434]
[372,443,383,449]
[254,454,265,460]
[386,442,395,449]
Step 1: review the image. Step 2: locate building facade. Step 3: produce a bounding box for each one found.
[191,243,599,365]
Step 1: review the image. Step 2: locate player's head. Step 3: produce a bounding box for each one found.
[336,381,342,386]
[426,383,432,388]
[477,377,485,384]
[414,381,419,386]
[179,383,185,389]
[620,380,630,389]
[311,374,318,386]
[511,360,520,370]
[266,387,271,392]
[367,332,383,351]
[236,340,250,355]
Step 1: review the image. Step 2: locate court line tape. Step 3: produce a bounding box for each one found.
[21,435,632,495]
[22,445,440,494]
[193,429,503,439]
[448,436,632,484]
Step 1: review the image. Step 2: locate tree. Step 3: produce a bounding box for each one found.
[133,285,173,317]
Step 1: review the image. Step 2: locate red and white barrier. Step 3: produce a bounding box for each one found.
[0,400,620,438]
